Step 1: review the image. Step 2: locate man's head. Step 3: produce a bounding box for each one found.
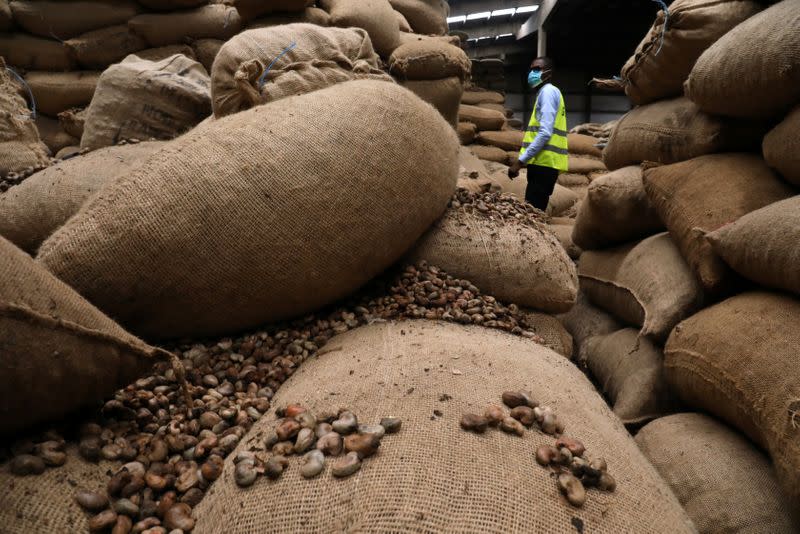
[529,57,554,87]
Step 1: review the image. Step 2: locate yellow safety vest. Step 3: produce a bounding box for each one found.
[518,87,569,171]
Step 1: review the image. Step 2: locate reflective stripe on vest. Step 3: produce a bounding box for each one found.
[518,88,569,171]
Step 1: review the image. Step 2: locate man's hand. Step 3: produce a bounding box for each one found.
[508,159,522,179]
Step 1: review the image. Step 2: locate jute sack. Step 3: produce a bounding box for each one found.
[579,233,704,342]
[128,5,243,47]
[34,115,76,155]
[572,166,664,251]
[321,0,400,57]
[462,89,505,105]
[0,33,76,71]
[192,38,224,73]
[65,24,147,70]
[469,144,508,164]
[557,173,589,188]
[81,54,211,150]
[569,155,606,174]
[246,7,331,28]
[235,0,313,21]
[389,39,471,81]
[477,130,524,151]
[58,108,87,139]
[548,219,582,260]
[211,24,389,118]
[25,71,100,117]
[567,133,602,158]
[763,105,800,186]
[139,0,205,9]
[0,0,10,32]
[0,236,166,434]
[458,146,490,181]
[685,0,800,118]
[10,0,139,39]
[547,184,579,217]
[643,154,796,296]
[400,77,463,127]
[664,291,800,509]
[389,0,448,35]
[457,121,477,144]
[459,104,505,131]
[194,321,695,534]
[518,308,574,358]
[707,196,800,296]
[0,61,50,176]
[477,102,506,115]
[395,9,412,32]
[584,329,675,426]
[636,413,800,534]
[397,31,460,47]
[408,206,578,313]
[558,291,622,362]
[39,80,458,339]
[603,97,765,170]
[621,0,762,105]
[135,44,196,62]
[0,142,165,254]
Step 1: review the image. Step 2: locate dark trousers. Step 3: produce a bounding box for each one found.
[525,164,559,211]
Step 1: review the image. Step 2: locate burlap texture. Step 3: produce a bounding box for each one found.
[135,44,196,62]
[685,0,800,118]
[459,104,505,131]
[139,0,205,8]
[0,33,76,71]
[389,39,471,81]
[192,38,224,73]
[469,144,508,164]
[211,24,389,118]
[462,89,505,105]
[235,0,314,20]
[0,141,164,254]
[194,321,695,534]
[621,0,762,105]
[457,121,477,144]
[549,220,582,260]
[389,0,448,35]
[246,7,331,29]
[567,133,602,158]
[477,102,506,115]
[664,291,800,510]
[643,154,796,296]
[25,71,100,117]
[401,77,463,127]
[518,308,574,358]
[477,130,524,151]
[65,24,147,70]
[557,291,622,362]
[0,61,50,176]
[572,166,664,251]
[10,0,139,39]
[569,155,606,174]
[707,196,800,296]
[397,31,460,47]
[34,115,77,155]
[408,208,578,313]
[763,105,800,186]
[58,108,87,139]
[636,413,800,534]
[603,97,766,170]
[584,329,676,426]
[547,184,579,217]
[39,80,459,340]
[557,173,589,187]
[81,54,211,150]
[0,236,160,434]
[321,0,400,56]
[128,5,243,47]
[579,233,704,342]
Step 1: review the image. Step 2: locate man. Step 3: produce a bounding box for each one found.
[508,57,568,211]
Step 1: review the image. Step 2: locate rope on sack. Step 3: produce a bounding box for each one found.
[257,41,298,89]
[5,67,37,120]
[651,0,670,56]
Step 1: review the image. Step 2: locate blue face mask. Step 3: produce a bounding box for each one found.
[528,69,544,88]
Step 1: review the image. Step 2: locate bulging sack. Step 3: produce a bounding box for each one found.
[568,155,606,174]
[34,115,77,154]
[457,121,476,144]
[321,0,400,57]
[400,76,463,127]
[557,291,622,362]
[10,0,140,40]
[128,5,243,47]
[548,219,582,261]
[39,80,459,339]
[469,144,508,164]
[462,89,504,105]
[81,54,211,150]
[211,24,390,118]
[636,413,800,534]
[0,33,76,71]
[235,0,313,21]
[763,105,800,186]
[567,133,602,157]
[664,291,800,510]
[459,104,505,131]
[389,0,448,35]
[25,71,100,117]
[477,130,524,151]
[389,39,471,81]
[0,61,50,176]
[193,321,695,534]
[65,24,147,70]
[192,38,224,73]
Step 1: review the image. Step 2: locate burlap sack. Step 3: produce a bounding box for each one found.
[408,207,578,313]
[211,24,389,118]
[0,236,164,434]
[763,105,800,186]
[128,5,243,47]
[458,146,490,180]
[0,61,50,176]
[459,104,505,131]
[549,220,582,260]
[139,0,205,9]
[397,31,460,47]
[518,309,574,358]
[507,117,523,129]
[462,89,504,105]
[572,166,664,251]
[547,184,579,217]
[584,329,675,426]
[135,44,196,62]
[389,0,448,35]
[34,115,76,155]
[0,0,10,32]
[685,0,800,118]
[603,97,765,170]
[321,0,400,57]
[469,144,508,164]
[192,38,224,73]
[557,291,622,362]
[10,0,139,39]
[194,321,695,534]
[636,413,800,534]
[246,7,331,28]
[569,155,606,174]
[25,71,99,117]
[643,154,796,296]
[401,77,463,127]
[0,142,164,254]
[567,133,602,158]
[579,233,704,341]
[58,108,87,139]
[557,173,590,188]
[235,0,314,20]
[621,0,762,105]
[477,130,524,151]
[0,33,76,71]
[477,102,506,115]
[389,39,471,81]
[65,24,147,70]
[707,197,800,296]
[81,54,211,150]
[664,291,800,509]
[457,121,477,144]
[39,80,458,339]
[395,9,412,32]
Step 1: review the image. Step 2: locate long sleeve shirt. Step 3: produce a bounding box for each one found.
[519,83,561,165]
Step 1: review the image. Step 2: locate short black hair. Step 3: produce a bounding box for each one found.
[534,56,554,71]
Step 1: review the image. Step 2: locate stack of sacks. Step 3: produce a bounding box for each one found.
[388,38,470,127]
[458,88,509,163]
[389,0,449,36]
[471,57,504,91]
[320,0,400,57]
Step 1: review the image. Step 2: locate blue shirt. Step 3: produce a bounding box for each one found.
[519,83,561,164]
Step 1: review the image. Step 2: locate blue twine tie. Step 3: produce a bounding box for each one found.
[257,42,298,89]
